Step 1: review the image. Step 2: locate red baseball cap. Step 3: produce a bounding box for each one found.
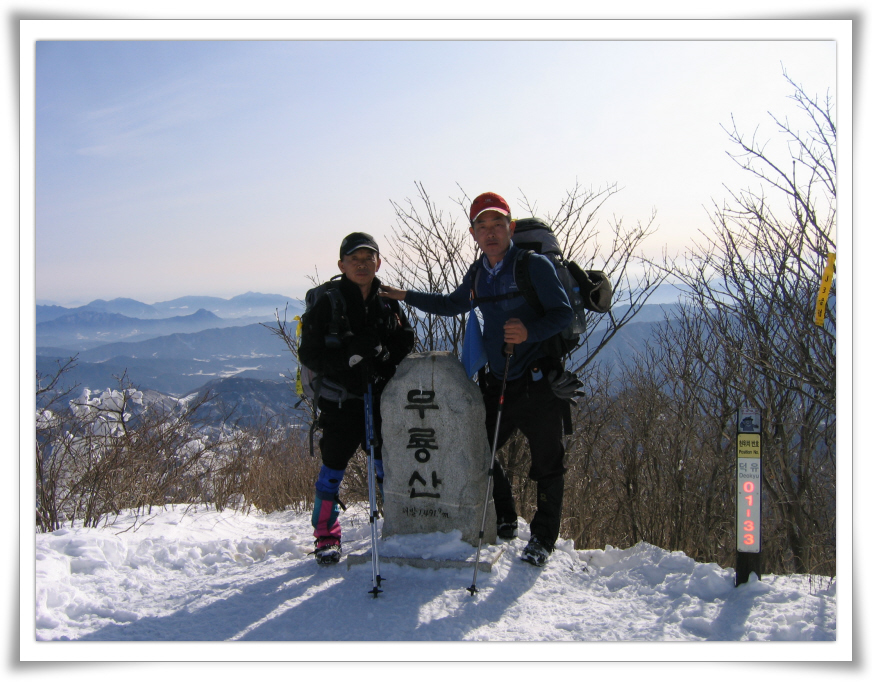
[469,192,511,224]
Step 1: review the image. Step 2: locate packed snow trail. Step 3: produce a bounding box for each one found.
[34,505,836,642]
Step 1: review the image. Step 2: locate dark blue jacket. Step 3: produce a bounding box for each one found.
[405,244,572,381]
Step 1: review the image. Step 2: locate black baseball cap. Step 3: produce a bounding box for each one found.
[339,232,380,258]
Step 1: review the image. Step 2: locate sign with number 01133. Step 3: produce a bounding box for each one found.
[736,432,761,553]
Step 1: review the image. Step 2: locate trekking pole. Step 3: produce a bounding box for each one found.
[468,343,514,596]
[363,382,383,597]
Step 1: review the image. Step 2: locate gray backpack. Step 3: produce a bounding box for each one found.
[512,217,613,316]
[471,217,612,358]
[296,276,359,406]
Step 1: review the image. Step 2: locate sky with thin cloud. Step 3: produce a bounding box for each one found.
[32,31,838,305]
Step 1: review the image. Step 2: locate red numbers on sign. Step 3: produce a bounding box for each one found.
[743,482,755,509]
[737,454,760,551]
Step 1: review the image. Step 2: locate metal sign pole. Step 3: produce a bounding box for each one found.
[736,406,762,585]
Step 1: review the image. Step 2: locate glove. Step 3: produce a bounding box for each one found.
[547,370,585,403]
[350,347,391,367]
[347,330,388,367]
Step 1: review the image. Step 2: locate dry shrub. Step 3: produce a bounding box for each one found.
[239,421,321,514]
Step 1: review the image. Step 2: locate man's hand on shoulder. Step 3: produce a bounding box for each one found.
[378,284,406,301]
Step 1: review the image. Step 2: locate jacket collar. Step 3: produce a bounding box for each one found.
[339,273,382,303]
[479,242,517,273]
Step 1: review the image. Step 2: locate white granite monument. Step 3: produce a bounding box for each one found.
[380,351,497,546]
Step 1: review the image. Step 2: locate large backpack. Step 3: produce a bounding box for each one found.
[294,275,359,407]
[471,217,612,358]
[293,276,358,459]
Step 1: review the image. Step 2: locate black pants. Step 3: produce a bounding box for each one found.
[317,396,382,471]
[482,361,567,551]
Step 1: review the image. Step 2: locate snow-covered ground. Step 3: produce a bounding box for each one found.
[25,503,843,665]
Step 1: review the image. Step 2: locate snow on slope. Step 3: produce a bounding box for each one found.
[30,503,836,658]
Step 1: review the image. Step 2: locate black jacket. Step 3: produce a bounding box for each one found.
[298,274,416,397]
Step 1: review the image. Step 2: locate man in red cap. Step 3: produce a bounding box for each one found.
[380,192,573,566]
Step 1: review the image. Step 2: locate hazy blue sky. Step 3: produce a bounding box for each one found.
[32,33,838,305]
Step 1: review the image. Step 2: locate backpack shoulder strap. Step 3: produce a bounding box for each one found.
[513,249,546,316]
[321,279,347,339]
[386,296,404,318]
[323,285,345,314]
[381,295,405,330]
[323,289,340,328]
[467,261,481,301]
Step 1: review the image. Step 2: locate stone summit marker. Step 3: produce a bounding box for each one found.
[346,352,503,572]
[380,351,497,546]
[330,353,504,573]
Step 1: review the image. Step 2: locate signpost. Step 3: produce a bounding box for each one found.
[736,406,762,585]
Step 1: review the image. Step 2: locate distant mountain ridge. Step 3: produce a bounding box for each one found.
[36,314,679,399]
[37,308,231,350]
[37,291,303,324]
[35,292,684,425]
[188,377,305,428]
[151,292,298,318]
[70,322,288,363]
[36,293,305,351]
[36,322,294,397]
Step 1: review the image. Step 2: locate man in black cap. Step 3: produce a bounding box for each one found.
[298,232,415,565]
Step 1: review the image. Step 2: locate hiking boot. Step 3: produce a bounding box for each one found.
[314,536,341,565]
[520,536,551,567]
[497,518,518,540]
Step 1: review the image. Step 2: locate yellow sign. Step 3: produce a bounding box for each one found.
[815,252,836,327]
[737,433,761,458]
